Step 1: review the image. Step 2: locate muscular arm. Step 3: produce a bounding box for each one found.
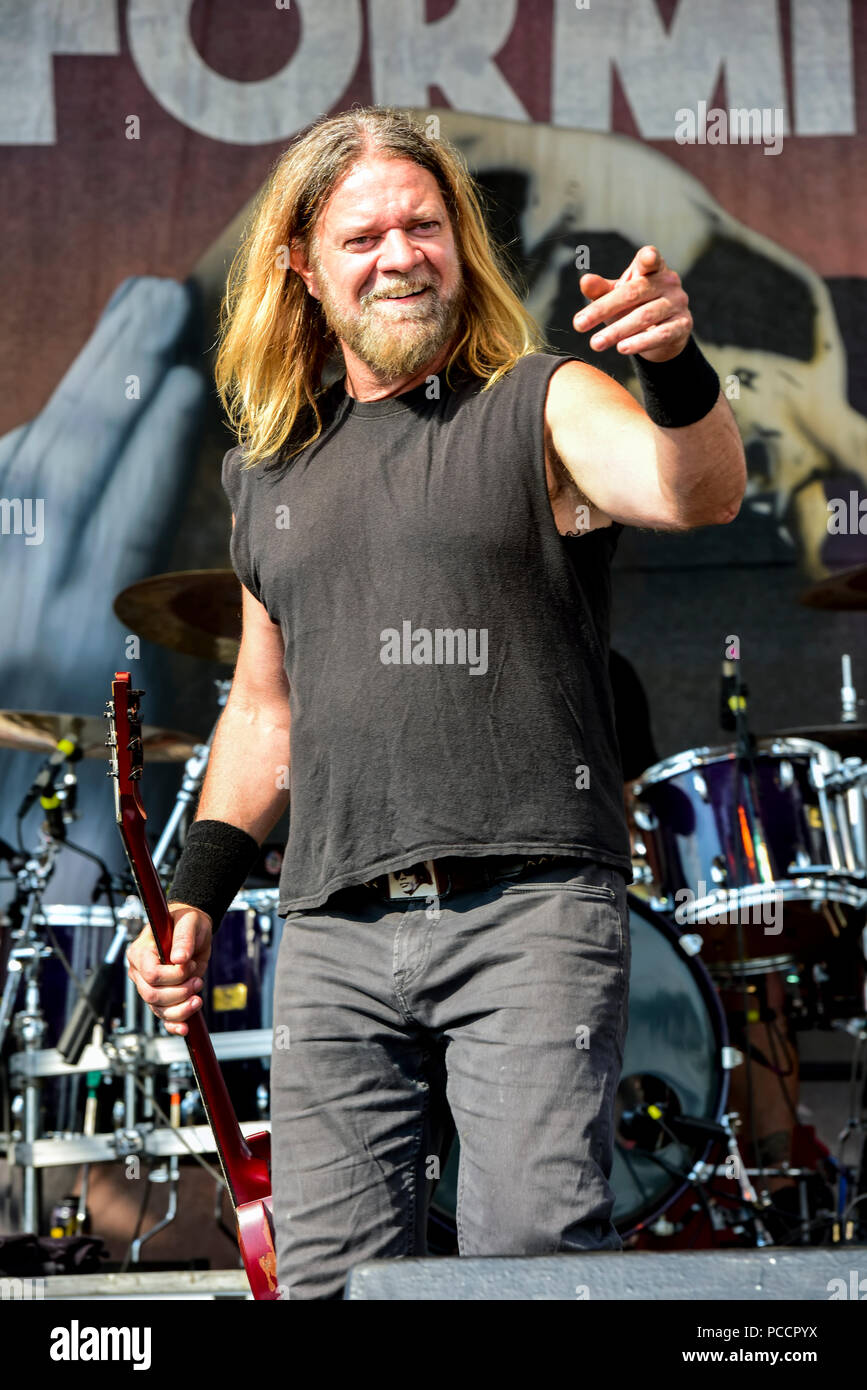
[544,359,746,533]
[136,568,291,1034]
[549,244,746,532]
[194,563,292,841]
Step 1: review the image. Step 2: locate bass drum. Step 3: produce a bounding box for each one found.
[428,893,730,1243]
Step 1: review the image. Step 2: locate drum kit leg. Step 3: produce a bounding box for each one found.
[2,565,867,1262]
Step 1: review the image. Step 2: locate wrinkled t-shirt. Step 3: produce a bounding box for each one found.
[221,352,633,912]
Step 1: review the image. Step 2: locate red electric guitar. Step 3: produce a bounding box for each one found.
[106,671,278,1299]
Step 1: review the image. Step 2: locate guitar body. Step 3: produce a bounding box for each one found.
[237,1197,278,1299]
[107,672,280,1299]
[238,1131,279,1299]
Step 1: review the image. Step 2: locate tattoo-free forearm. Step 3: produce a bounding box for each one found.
[652,391,747,527]
[194,690,291,842]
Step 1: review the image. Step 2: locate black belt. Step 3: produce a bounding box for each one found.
[336,853,571,906]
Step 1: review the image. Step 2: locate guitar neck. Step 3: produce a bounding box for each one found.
[120,808,263,1208]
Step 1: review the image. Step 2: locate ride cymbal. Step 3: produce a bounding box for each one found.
[113,569,242,663]
[799,564,867,611]
[772,722,867,758]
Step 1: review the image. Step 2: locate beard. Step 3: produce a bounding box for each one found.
[310,251,465,380]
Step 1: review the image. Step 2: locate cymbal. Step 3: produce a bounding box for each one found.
[0,710,198,762]
[800,564,867,612]
[113,570,242,663]
[774,723,867,757]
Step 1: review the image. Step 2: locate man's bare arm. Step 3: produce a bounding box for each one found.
[131,563,291,1032]
[545,243,746,532]
[194,575,292,840]
[544,361,746,532]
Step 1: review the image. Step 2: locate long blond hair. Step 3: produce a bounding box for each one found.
[215,106,546,467]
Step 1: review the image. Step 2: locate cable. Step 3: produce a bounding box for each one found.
[840,1190,867,1224]
[126,1067,226,1188]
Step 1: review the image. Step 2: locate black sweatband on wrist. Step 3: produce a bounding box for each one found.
[166,819,261,933]
[633,333,720,428]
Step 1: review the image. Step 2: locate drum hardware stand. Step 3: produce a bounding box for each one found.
[70,1068,103,1239]
[829,1017,867,1243]
[725,660,775,1224]
[0,833,66,1233]
[107,1094,150,1162]
[150,678,231,877]
[677,1107,774,1246]
[811,757,865,882]
[838,653,867,877]
[0,834,61,1054]
[840,653,859,724]
[718,1110,775,1245]
[129,1065,189,1264]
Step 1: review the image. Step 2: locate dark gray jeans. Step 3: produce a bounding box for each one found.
[269,856,631,1299]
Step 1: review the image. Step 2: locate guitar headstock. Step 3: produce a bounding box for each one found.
[105,671,146,825]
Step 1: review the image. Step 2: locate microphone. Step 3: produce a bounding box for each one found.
[39,791,67,842]
[719,659,747,732]
[17,737,80,818]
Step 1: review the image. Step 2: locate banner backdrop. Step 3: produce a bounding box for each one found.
[1,0,865,908]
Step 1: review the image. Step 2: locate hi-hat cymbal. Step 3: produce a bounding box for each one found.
[113,570,242,663]
[774,723,867,757]
[800,564,867,612]
[0,710,198,761]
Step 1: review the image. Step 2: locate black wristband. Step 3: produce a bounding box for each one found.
[167,819,261,933]
[632,334,720,428]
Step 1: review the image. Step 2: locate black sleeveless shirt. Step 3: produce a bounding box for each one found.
[222,352,633,912]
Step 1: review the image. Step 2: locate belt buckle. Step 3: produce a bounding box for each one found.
[386,858,441,900]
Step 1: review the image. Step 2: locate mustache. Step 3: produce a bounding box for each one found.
[362,280,437,305]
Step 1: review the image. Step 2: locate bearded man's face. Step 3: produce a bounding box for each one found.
[300,154,465,380]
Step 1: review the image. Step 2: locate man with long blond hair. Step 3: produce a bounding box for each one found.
[128,105,745,1299]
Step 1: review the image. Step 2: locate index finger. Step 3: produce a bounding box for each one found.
[620,244,664,283]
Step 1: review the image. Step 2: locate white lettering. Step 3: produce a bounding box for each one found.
[0,0,119,143]
[126,0,361,144]
[368,0,527,120]
[553,0,793,140]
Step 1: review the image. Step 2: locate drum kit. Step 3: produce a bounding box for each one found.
[1,564,866,1263]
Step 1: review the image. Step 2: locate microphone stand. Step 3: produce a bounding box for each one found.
[725,661,773,1230]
